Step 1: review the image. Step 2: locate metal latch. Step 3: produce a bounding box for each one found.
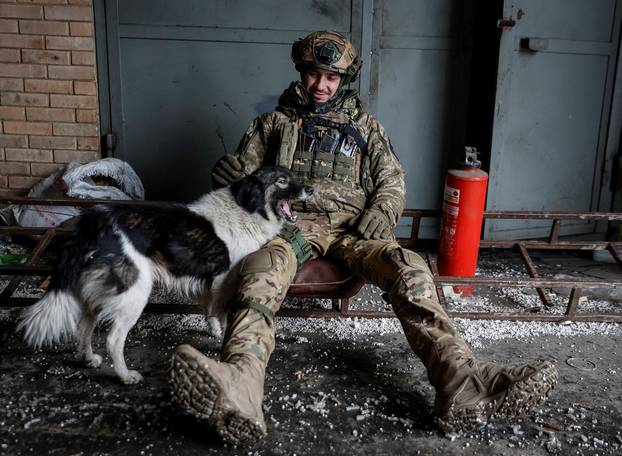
[520,37,549,52]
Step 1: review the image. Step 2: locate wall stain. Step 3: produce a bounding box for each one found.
[223,101,237,117]
[311,0,340,21]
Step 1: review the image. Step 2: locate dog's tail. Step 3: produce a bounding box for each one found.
[17,289,82,347]
[17,214,94,347]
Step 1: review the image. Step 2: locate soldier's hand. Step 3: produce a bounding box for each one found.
[350,209,394,240]
[212,154,245,188]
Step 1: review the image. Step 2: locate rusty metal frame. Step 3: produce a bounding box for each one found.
[1,197,621,322]
[404,209,622,323]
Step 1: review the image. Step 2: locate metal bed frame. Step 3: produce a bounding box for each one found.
[1,197,621,322]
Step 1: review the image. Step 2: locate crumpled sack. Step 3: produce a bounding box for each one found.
[0,158,144,228]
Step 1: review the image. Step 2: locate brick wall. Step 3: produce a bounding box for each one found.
[0,0,99,196]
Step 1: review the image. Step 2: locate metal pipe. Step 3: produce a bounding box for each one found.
[516,243,552,307]
[434,276,622,288]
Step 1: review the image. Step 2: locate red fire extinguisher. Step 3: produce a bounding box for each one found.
[437,147,489,295]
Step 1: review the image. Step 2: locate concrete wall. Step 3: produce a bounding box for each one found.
[0,0,100,197]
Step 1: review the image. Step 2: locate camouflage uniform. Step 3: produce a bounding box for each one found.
[223,80,421,353]
[170,31,558,446]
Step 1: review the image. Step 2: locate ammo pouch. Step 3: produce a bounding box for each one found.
[277,223,312,270]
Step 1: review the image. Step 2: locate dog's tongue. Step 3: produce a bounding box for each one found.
[280,200,294,220]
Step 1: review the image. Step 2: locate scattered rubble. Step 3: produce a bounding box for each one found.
[1,244,621,454]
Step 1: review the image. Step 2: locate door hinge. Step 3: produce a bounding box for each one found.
[103,132,117,155]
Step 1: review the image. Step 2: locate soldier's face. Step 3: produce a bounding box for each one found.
[303,68,342,103]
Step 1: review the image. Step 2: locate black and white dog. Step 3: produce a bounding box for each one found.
[17,167,312,384]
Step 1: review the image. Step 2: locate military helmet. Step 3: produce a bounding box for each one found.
[291,30,362,83]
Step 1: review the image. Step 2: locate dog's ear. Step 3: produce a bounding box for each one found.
[231,176,268,218]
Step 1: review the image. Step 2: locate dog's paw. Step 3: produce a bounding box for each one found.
[86,354,103,368]
[121,370,144,385]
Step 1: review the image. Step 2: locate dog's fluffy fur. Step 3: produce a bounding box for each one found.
[17,167,312,384]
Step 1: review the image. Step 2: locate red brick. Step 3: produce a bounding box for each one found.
[1,92,49,106]
[0,48,20,63]
[48,65,94,80]
[0,106,26,120]
[0,77,24,91]
[46,35,93,51]
[6,147,53,162]
[9,175,41,189]
[19,19,69,36]
[0,148,4,161]
[18,0,68,4]
[73,80,95,95]
[22,49,70,65]
[25,78,72,94]
[0,19,19,33]
[29,135,76,149]
[77,136,98,150]
[3,120,52,135]
[50,93,95,108]
[54,148,97,163]
[0,63,46,78]
[0,161,29,175]
[0,33,44,49]
[69,21,92,36]
[26,107,74,122]
[0,188,27,197]
[76,108,96,123]
[70,50,94,65]
[31,162,63,177]
[0,176,7,189]
[68,0,93,5]
[44,5,92,22]
[53,121,96,136]
[0,134,28,148]
[0,4,43,20]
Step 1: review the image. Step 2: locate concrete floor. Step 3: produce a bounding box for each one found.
[1,250,622,456]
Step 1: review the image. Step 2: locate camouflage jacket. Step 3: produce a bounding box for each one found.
[230,81,405,228]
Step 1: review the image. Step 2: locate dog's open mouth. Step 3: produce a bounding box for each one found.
[278,199,297,223]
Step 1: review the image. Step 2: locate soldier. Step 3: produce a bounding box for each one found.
[169,30,558,445]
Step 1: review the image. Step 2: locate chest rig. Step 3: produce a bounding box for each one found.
[291,112,367,183]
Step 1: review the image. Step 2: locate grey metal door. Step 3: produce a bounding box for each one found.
[364,0,474,238]
[99,0,362,201]
[485,0,622,239]
[97,0,474,212]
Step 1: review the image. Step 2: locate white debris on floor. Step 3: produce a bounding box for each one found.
[3,235,622,454]
[2,286,622,352]
[120,310,622,352]
[454,319,622,349]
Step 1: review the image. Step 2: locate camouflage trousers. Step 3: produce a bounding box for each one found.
[222,214,457,364]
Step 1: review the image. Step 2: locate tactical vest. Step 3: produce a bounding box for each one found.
[288,113,367,184]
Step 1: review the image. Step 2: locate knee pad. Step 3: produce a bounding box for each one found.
[399,249,430,273]
[239,240,297,277]
[384,246,435,299]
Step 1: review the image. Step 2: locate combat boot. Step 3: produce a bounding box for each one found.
[393,298,557,434]
[170,344,267,445]
[170,239,297,445]
[429,337,558,433]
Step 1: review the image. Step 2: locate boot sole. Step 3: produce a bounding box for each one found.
[437,361,559,434]
[169,345,266,446]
